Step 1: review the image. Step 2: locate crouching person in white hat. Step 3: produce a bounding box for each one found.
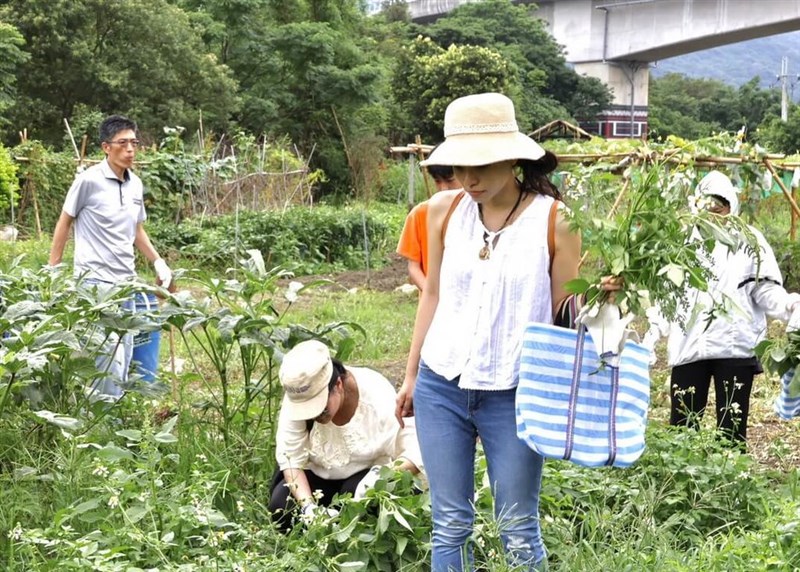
[268,339,423,532]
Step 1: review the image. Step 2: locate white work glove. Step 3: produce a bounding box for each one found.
[153,258,172,290]
[354,465,382,500]
[298,502,338,526]
[577,302,635,366]
[299,502,319,525]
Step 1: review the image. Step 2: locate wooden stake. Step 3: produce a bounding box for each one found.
[79,135,88,168]
[30,180,43,239]
[169,327,178,403]
[415,135,433,199]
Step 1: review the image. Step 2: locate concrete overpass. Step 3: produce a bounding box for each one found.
[377,0,800,137]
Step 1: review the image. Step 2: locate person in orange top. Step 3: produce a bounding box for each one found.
[397,163,462,290]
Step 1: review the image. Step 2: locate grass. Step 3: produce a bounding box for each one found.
[287,286,417,366]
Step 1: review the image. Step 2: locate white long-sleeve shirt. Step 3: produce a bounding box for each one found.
[667,225,799,367]
[275,367,423,480]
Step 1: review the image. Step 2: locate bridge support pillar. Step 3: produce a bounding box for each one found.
[574,61,650,139]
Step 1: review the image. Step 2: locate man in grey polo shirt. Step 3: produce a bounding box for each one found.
[49,115,172,399]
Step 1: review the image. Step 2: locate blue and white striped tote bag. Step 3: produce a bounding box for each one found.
[516,323,651,468]
[774,368,800,420]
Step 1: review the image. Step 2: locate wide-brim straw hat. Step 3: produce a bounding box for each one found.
[421,92,545,167]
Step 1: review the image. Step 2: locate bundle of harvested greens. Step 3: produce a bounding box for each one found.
[755,311,800,397]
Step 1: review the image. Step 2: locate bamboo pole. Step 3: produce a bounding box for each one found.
[764,160,800,219]
[63,118,80,161]
[30,181,42,238]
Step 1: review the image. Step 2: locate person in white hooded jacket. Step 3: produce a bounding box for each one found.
[654,171,800,443]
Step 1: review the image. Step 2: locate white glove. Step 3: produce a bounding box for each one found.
[298,502,338,525]
[354,465,382,500]
[299,502,319,525]
[153,258,172,290]
[577,303,635,366]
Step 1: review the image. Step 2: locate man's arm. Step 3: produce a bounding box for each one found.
[135,223,173,289]
[133,223,161,263]
[49,211,75,266]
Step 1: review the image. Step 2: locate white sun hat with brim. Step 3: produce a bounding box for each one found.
[697,170,740,215]
[421,92,545,167]
[279,339,334,421]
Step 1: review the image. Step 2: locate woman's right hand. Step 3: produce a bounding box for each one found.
[395,375,416,427]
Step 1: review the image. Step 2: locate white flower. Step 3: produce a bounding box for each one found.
[8,523,23,541]
[108,495,120,509]
[285,281,304,303]
[206,531,224,548]
[92,465,109,478]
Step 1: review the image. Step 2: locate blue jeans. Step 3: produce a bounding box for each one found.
[414,361,547,572]
[82,279,134,401]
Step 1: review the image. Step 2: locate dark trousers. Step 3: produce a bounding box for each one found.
[669,358,758,442]
[268,467,369,532]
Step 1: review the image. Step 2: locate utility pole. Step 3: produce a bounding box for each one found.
[779,56,789,122]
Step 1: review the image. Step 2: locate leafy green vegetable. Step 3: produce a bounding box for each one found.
[564,151,757,325]
[754,329,800,396]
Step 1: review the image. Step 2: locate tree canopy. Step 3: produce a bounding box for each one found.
[0,0,791,194]
[648,73,781,142]
[418,0,611,133]
[0,21,28,129]
[0,0,239,143]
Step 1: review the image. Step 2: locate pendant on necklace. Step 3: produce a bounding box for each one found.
[479,244,491,260]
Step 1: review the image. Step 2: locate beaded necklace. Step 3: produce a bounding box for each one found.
[477,190,525,260]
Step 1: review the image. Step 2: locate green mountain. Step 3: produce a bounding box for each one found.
[652,29,800,94]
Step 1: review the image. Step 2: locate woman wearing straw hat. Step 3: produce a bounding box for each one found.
[269,339,423,531]
[394,92,616,571]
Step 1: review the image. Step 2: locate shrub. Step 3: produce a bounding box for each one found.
[0,142,19,211]
[147,202,406,275]
[765,229,800,292]
[7,141,76,238]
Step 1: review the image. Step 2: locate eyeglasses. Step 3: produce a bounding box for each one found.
[107,139,141,148]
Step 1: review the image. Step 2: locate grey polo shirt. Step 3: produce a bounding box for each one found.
[62,159,146,282]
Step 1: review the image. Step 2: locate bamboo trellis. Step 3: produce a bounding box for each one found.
[554,149,800,240]
[389,144,800,239]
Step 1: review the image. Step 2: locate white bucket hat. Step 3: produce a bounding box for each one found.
[421,92,545,167]
[279,339,333,421]
[697,170,740,215]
